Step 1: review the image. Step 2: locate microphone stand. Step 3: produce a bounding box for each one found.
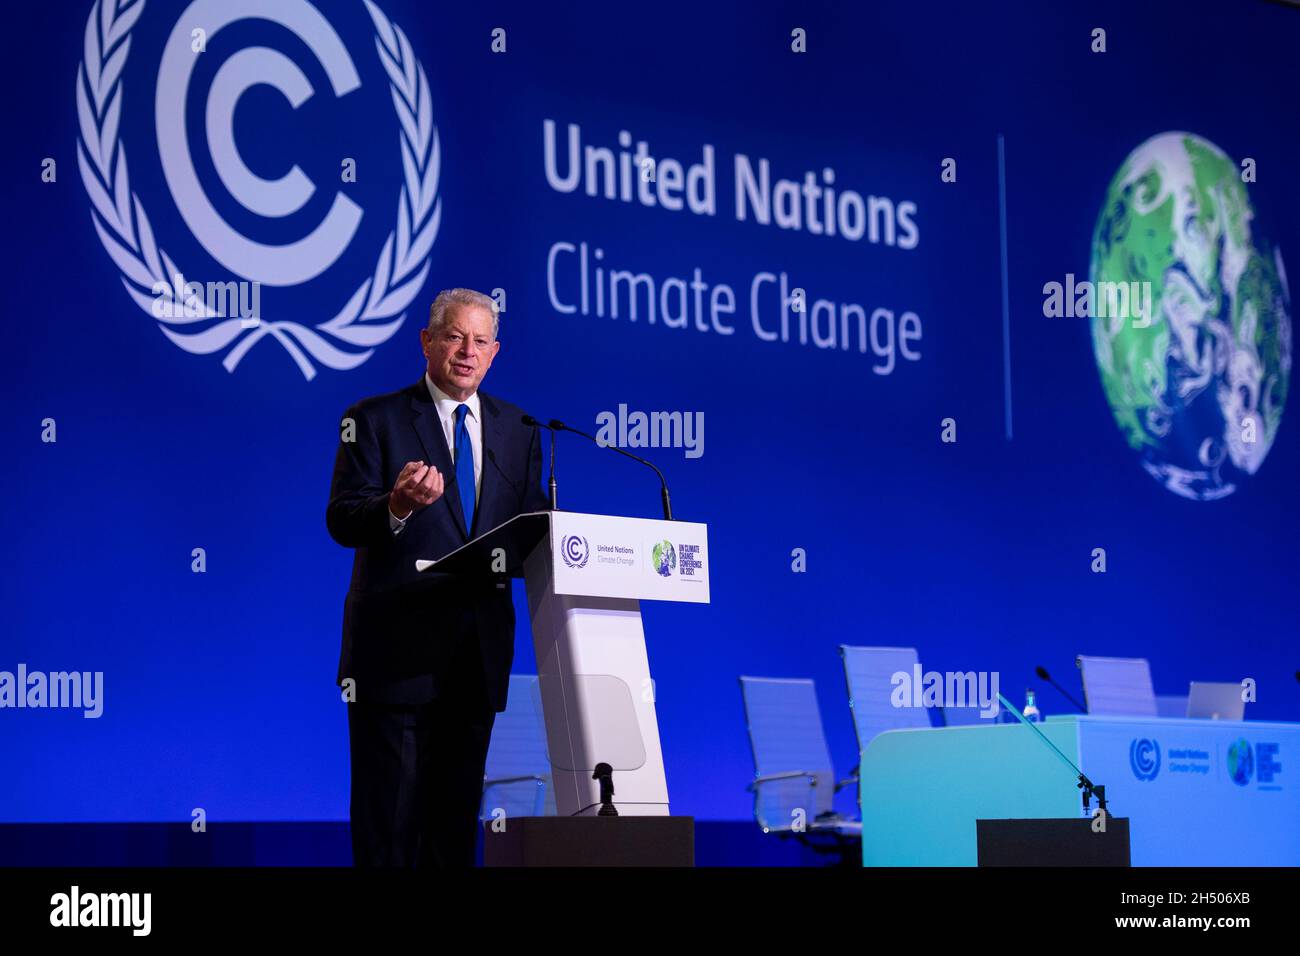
[549,420,674,521]
[998,693,1108,817]
[546,425,558,510]
[522,415,559,511]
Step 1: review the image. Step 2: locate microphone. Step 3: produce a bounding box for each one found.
[593,762,618,816]
[549,419,674,521]
[520,415,558,511]
[1035,665,1086,713]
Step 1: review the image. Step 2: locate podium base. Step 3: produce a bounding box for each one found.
[976,817,1131,866]
[484,816,694,867]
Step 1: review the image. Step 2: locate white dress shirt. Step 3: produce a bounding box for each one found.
[389,373,483,534]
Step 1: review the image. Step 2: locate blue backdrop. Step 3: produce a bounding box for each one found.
[3,0,1297,824]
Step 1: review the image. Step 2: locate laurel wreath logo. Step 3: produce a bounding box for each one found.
[75,0,440,379]
[560,534,590,570]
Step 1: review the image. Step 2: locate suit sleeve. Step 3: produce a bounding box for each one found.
[521,423,551,513]
[326,403,396,549]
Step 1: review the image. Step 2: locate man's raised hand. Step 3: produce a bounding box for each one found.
[389,460,445,519]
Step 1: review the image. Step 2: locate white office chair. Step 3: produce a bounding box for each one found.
[738,676,860,856]
[839,645,933,752]
[480,674,556,820]
[1076,655,1157,717]
[1154,694,1189,718]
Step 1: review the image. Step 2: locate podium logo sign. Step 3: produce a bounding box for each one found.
[1129,738,1161,781]
[650,540,676,577]
[548,513,709,604]
[647,539,705,580]
[560,534,589,569]
[76,0,441,379]
[675,542,704,579]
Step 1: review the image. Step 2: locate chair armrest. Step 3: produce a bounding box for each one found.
[747,770,818,792]
[483,774,548,787]
[482,774,550,818]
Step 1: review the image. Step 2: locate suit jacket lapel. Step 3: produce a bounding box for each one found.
[408,378,468,539]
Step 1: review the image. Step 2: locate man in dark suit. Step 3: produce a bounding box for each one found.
[326,287,548,867]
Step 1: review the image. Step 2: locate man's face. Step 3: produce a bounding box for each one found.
[420,304,500,400]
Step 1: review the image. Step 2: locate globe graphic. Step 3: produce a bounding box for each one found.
[1227,738,1253,786]
[1090,132,1292,500]
[651,540,676,577]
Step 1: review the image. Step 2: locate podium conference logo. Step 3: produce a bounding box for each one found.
[651,540,676,578]
[1227,738,1253,786]
[1090,132,1291,500]
[1129,737,1160,781]
[76,0,441,379]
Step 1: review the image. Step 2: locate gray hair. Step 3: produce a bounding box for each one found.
[427,288,500,339]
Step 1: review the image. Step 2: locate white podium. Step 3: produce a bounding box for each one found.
[418,511,709,817]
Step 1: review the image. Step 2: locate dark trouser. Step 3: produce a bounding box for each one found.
[347,638,496,867]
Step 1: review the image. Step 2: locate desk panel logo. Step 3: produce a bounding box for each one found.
[1129,737,1161,781]
[1227,738,1254,785]
[1226,738,1281,789]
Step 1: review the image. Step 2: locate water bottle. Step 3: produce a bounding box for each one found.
[1023,688,1041,723]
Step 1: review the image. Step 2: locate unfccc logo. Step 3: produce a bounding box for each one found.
[76,0,441,379]
[1129,738,1160,781]
[560,534,589,569]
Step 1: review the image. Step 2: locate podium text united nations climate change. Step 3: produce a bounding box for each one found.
[542,120,924,376]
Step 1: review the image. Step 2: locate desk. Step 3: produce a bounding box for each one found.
[858,715,1298,865]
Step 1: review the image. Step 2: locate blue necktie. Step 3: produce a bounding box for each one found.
[453,403,476,535]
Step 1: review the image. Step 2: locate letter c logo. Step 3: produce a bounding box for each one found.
[156,0,363,286]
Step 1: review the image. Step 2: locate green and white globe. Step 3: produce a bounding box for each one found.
[1090,132,1291,500]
